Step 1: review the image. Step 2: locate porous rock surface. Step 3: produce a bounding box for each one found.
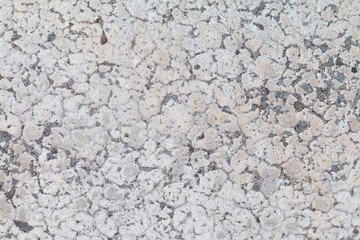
[1,0,360,239]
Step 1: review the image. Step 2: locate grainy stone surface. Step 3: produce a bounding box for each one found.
[1,0,360,239]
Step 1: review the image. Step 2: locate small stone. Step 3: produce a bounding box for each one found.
[194,64,200,70]
[351,67,357,73]
[353,229,359,235]
[294,101,305,112]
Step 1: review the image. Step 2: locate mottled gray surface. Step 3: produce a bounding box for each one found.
[1,0,360,239]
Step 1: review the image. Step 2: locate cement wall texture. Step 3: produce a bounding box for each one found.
[1,0,360,239]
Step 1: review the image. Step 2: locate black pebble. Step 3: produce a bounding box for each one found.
[194,64,200,70]
[351,67,357,73]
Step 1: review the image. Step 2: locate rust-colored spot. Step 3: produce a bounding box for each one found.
[353,229,359,235]
[189,146,195,152]
[96,122,100,127]
[100,31,107,45]
[206,18,210,22]
[259,105,265,110]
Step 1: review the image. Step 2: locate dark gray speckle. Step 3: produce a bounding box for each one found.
[294,121,309,134]
[294,101,305,112]
[11,34,22,41]
[329,4,339,14]
[14,220,33,233]
[331,165,340,172]
[47,153,56,160]
[47,33,56,42]
[43,127,51,137]
[163,150,171,155]
[261,87,270,96]
[301,84,313,94]
[304,39,317,50]
[252,182,261,192]
[139,166,156,172]
[159,202,166,209]
[336,72,345,82]
[317,87,330,101]
[197,133,205,140]
[0,131,12,142]
[335,58,344,67]
[252,1,266,16]
[354,89,360,105]
[222,106,232,114]
[337,94,346,104]
[22,79,31,86]
[5,185,16,200]
[233,131,241,138]
[319,43,328,53]
[275,91,288,103]
[70,158,79,167]
[283,131,293,136]
[119,184,133,189]
[272,106,282,113]
[323,58,334,68]
[345,37,357,47]
[254,22,264,30]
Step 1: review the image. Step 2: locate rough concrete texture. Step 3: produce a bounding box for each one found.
[1,0,360,239]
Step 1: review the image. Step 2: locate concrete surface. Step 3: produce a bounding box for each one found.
[1,0,360,239]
